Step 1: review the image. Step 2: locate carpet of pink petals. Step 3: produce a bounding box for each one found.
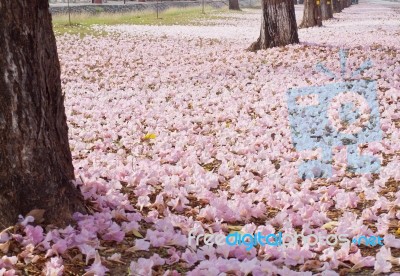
[1,1,400,275]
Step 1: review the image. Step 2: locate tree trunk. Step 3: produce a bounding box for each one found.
[332,0,341,12]
[340,0,346,9]
[321,0,333,20]
[248,0,299,51]
[300,0,322,28]
[229,0,241,10]
[0,0,86,228]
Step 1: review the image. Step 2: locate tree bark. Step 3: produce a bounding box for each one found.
[321,0,333,20]
[300,0,322,28]
[340,0,347,9]
[0,0,86,228]
[248,0,299,51]
[332,0,342,12]
[229,0,241,10]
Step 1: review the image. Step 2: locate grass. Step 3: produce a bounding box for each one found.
[52,6,236,36]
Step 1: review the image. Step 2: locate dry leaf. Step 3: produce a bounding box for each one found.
[0,227,13,237]
[113,213,128,222]
[131,229,143,238]
[31,255,40,263]
[103,248,116,253]
[71,254,83,263]
[0,241,10,254]
[300,260,322,271]
[321,221,338,230]
[126,246,137,253]
[25,209,46,224]
[227,225,243,232]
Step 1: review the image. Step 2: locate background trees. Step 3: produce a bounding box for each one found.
[321,0,333,20]
[0,0,86,228]
[301,0,355,28]
[300,0,322,28]
[249,0,299,50]
[229,0,241,10]
[333,0,343,13]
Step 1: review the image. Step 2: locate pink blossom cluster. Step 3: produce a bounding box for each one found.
[1,0,400,275]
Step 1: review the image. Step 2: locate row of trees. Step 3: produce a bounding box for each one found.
[301,0,354,28]
[230,0,354,21]
[250,0,357,50]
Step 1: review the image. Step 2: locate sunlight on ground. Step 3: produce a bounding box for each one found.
[52,6,241,36]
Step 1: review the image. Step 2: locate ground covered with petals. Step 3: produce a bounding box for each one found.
[1,1,400,275]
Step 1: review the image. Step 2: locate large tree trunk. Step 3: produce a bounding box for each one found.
[300,0,322,28]
[229,0,241,10]
[321,0,333,20]
[248,0,299,51]
[0,0,86,228]
[332,0,342,12]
